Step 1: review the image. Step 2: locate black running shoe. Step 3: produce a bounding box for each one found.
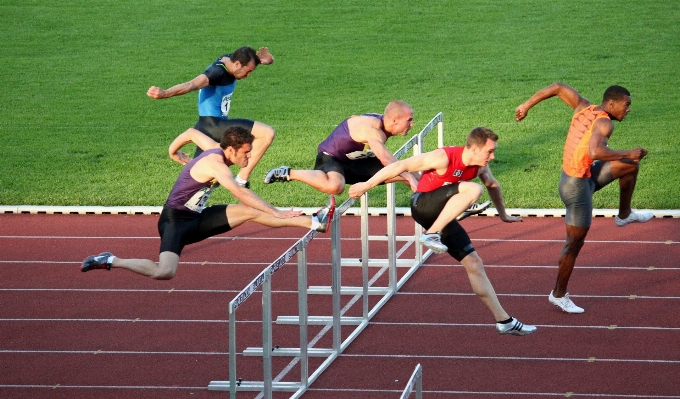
[81,252,114,272]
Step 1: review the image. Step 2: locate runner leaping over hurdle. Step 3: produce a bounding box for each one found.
[81,126,335,280]
[349,127,535,336]
[263,101,490,218]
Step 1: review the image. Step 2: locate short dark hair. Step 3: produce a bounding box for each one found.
[220,125,254,150]
[603,85,630,103]
[466,127,498,148]
[230,46,261,67]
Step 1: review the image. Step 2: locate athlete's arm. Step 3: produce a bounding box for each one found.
[477,165,522,222]
[168,128,220,165]
[200,156,301,218]
[589,119,648,162]
[515,82,590,121]
[365,133,419,191]
[349,149,448,199]
[147,74,210,99]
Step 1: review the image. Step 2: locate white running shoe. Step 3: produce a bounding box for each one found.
[264,166,291,184]
[549,291,584,313]
[615,211,654,227]
[496,317,537,336]
[457,200,492,221]
[419,232,448,254]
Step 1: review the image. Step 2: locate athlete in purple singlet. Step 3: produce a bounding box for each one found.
[263,101,419,194]
[81,126,335,280]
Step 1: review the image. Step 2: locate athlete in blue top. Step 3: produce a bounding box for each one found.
[263,100,419,194]
[81,126,335,280]
[147,46,276,188]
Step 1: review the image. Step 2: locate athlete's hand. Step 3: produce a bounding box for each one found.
[170,151,192,166]
[349,183,369,199]
[500,214,523,223]
[146,86,166,99]
[257,47,274,65]
[628,147,648,162]
[275,208,303,219]
[515,104,529,122]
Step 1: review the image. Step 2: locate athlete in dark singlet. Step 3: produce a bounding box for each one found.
[349,127,535,336]
[516,82,652,313]
[81,126,335,280]
[263,100,419,194]
[147,46,276,188]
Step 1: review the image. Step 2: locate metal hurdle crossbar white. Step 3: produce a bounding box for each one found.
[400,364,423,399]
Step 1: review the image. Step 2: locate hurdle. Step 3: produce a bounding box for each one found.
[208,113,444,398]
[400,364,423,399]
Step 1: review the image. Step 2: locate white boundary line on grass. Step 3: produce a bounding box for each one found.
[1,205,679,218]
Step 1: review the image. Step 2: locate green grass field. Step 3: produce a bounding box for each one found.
[2,0,679,208]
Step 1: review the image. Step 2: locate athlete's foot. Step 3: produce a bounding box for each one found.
[496,317,537,336]
[457,200,491,221]
[615,211,654,227]
[419,232,448,254]
[264,166,291,184]
[313,195,336,233]
[82,252,114,272]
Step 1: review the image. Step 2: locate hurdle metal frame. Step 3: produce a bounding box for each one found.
[208,113,444,398]
[400,364,423,399]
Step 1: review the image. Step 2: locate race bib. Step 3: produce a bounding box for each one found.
[220,93,232,117]
[345,150,375,160]
[184,185,216,213]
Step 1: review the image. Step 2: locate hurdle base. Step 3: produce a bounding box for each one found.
[340,257,420,267]
[208,380,302,392]
[276,315,364,325]
[242,347,336,357]
[308,286,391,295]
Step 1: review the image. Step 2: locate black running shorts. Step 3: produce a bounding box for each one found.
[410,185,475,262]
[193,116,255,157]
[313,152,385,185]
[158,205,232,255]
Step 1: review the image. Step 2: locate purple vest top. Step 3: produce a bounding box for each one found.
[317,113,383,161]
[164,148,224,212]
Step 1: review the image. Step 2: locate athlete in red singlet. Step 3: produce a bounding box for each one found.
[349,127,535,336]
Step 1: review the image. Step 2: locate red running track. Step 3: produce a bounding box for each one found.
[0,213,679,398]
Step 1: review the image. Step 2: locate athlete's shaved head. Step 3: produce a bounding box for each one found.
[384,100,413,118]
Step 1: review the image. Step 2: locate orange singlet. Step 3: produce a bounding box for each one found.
[562,105,610,178]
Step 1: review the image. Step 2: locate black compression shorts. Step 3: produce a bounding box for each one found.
[158,205,232,255]
[313,152,386,185]
[410,185,475,262]
[193,116,255,157]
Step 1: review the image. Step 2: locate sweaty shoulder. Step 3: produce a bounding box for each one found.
[348,114,384,141]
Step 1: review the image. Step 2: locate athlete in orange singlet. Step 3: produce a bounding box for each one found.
[515,83,652,314]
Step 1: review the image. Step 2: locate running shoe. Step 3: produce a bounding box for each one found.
[457,200,492,221]
[264,166,291,184]
[615,211,654,227]
[81,252,114,272]
[314,195,336,233]
[496,317,537,336]
[549,291,584,313]
[419,232,448,254]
